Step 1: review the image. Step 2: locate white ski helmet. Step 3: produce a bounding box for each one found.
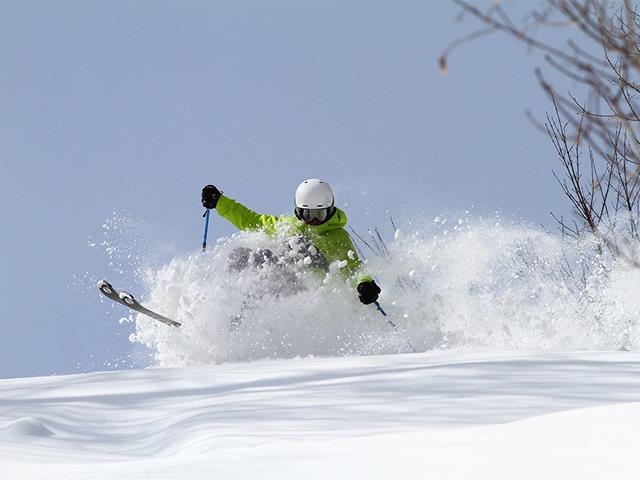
[295,179,334,209]
[294,179,336,225]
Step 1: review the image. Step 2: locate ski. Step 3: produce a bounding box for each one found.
[97,280,181,327]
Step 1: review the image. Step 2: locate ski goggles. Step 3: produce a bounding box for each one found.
[295,206,335,225]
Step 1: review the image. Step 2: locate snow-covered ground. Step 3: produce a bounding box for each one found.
[2,350,639,479]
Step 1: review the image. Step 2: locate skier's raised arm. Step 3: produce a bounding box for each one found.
[201,185,280,232]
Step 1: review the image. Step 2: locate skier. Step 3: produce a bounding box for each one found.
[201,179,381,306]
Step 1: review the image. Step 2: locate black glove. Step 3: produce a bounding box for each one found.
[201,185,222,209]
[357,280,381,305]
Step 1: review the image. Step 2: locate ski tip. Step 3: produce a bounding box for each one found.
[97,280,181,328]
[97,279,113,294]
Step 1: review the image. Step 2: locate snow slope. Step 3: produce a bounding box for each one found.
[2,350,640,479]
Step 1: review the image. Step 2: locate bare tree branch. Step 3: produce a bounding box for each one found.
[445,0,640,267]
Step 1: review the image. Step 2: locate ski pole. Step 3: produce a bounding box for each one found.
[374,301,397,328]
[374,301,417,353]
[202,209,211,252]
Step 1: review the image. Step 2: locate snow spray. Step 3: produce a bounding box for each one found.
[93,211,638,368]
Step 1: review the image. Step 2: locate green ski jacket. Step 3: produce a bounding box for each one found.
[216,195,371,285]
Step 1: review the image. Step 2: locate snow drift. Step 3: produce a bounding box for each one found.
[2,351,640,479]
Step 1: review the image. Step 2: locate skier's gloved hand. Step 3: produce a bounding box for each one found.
[201,185,222,209]
[357,280,381,305]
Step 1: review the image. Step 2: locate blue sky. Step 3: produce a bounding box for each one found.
[0,1,571,378]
